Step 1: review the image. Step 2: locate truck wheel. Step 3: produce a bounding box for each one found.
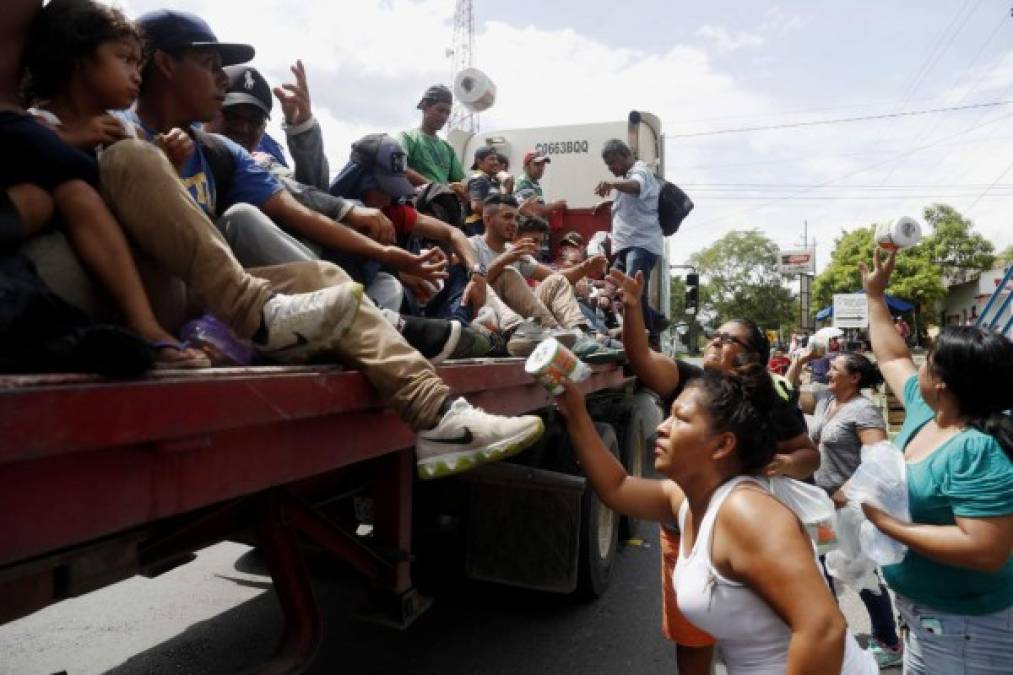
[576,422,619,599]
[619,390,664,541]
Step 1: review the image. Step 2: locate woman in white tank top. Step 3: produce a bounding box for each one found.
[556,363,876,674]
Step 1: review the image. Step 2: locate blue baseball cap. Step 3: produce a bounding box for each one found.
[137,10,255,67]
[349,134,416,199]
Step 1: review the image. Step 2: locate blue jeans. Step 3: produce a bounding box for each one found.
[896,595,1013,674]
[420,263,473,323]
[614,246,662,338]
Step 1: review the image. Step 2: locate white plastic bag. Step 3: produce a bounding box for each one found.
[768,477,839,554]
[843,441,910,565]
[825,503,882,594]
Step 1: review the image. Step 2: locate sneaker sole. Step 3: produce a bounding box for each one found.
[416,417,544,480]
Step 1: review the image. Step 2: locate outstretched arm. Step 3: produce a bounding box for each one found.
[609,268,681,398]
[859,248,916,400]
[556,380,683,523]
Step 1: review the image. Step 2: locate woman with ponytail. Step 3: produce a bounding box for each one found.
[859,249,1013,674]
[556,363,876,674]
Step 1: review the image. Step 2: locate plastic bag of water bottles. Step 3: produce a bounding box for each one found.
[843,441,910,565]
[768,476,839,554]
[825,503,882,594]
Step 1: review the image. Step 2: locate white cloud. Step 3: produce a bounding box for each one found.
[696,25,765,53]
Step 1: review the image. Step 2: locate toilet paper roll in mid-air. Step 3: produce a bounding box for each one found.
[454,68,496,112]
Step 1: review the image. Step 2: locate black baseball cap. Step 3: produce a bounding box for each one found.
[223,65,272,117]
[138,10,255,67]
[417,84,453,109]
[471,145,499,170]
[350,134,415,199]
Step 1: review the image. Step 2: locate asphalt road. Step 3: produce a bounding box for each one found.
[0,527,875,675]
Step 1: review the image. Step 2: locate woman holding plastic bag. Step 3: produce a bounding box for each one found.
[859,248,1013,674]
[556,363,877,674]
[790,350,903,667]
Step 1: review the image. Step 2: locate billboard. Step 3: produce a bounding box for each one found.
[833,293,869,329]
[778,248,816,275]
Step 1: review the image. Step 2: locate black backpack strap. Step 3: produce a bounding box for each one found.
[192,129,235,219]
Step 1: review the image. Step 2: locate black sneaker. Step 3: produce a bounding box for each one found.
[380,310,491,364]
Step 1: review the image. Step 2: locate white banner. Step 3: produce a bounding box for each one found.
[833,293,869,328]
[779,248,816,275]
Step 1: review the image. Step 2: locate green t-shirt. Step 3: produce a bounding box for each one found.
[398,129,464,185]
[513,174,544,203]
[881,374,1013,615]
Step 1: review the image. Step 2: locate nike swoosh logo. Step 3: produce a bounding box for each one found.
[427,427,475,445]
[269,331,309,353]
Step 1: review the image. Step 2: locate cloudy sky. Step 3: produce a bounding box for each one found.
[115,0,1013,269]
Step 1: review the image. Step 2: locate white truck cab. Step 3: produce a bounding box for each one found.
[447,111,670,324]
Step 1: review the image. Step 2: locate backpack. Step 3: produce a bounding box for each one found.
[193,130,235,219]
[657,179,693,236]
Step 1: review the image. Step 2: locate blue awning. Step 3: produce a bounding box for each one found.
[815,291,914,321]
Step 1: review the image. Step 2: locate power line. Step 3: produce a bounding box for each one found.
[687,108,1013,229]
[966,156,1013,212]
[664,99,1012,139]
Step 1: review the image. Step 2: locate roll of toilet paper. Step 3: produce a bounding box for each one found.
[454,68,497,112]
[875,216,922,251]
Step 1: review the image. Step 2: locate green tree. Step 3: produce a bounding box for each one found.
[688,230,796,330]
[814,224,945,316]
[921,204,995,281]
[998,244,1013,265]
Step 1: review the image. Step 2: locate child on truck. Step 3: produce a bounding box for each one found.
[18,0,207,367]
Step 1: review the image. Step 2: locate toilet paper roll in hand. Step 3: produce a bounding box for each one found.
[454,68,497,112]
[875,216,922,251]
[525,337,591,395]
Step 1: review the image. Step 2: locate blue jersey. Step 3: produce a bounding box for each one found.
[119,110,281,219]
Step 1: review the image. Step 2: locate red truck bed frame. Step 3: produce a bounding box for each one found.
[0,359,625,674]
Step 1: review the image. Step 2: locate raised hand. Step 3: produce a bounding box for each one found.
[607,268,645,307]
[858,247,897,299]
[272,59,312,126]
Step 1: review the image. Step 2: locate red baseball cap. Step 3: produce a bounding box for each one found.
[523,151,551,166]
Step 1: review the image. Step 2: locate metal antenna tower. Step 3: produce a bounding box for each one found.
[448,0,477,132]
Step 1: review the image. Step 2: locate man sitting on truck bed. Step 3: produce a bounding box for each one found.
[330,133,491,326]
[62,8,544,479]
[468,193,622,362]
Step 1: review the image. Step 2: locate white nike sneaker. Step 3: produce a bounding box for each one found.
[258,282,364,362]
[415,398,544,480]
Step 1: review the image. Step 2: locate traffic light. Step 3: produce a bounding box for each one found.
[685,272,699,315]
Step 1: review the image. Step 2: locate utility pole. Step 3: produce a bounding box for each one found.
[797,219,816,335]
[448,0,478,133]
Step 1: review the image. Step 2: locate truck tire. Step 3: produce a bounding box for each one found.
[576,422,619,599]
[619,389,664,540]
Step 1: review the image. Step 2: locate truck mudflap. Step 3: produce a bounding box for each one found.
[461,462,585,593]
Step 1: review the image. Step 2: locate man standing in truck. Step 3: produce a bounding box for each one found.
[399,84,466,199]
[594,139,665,347]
